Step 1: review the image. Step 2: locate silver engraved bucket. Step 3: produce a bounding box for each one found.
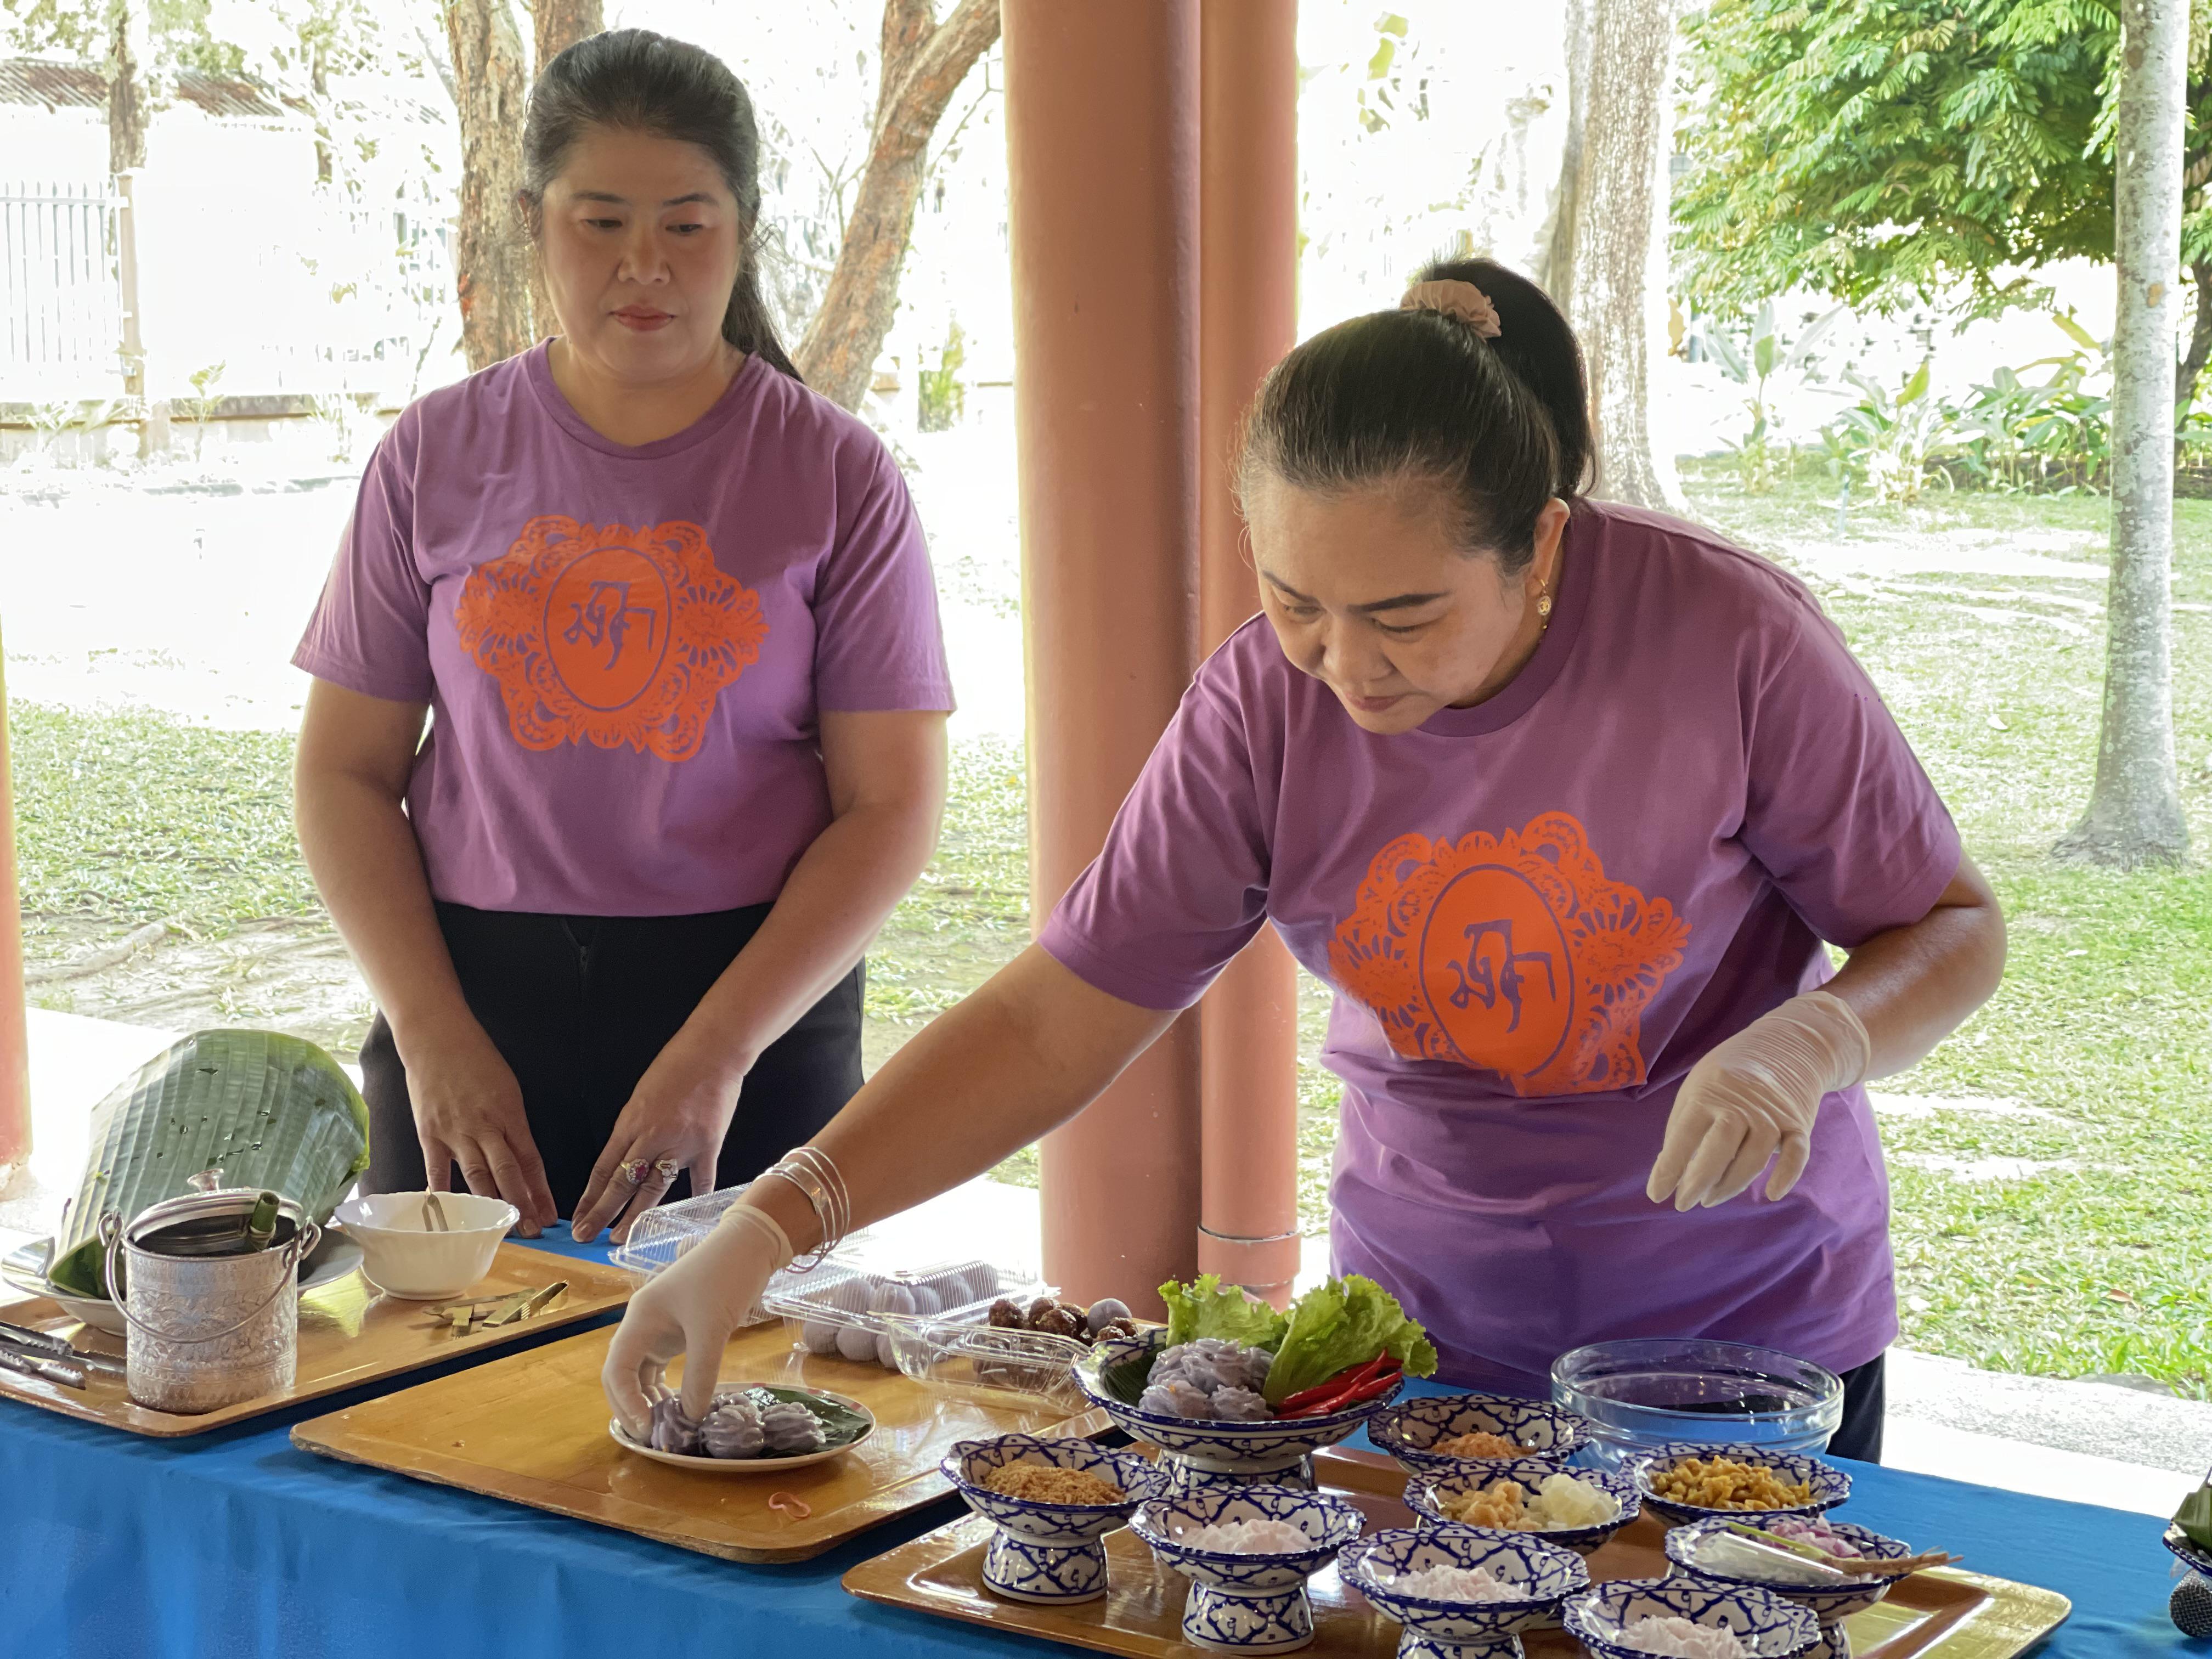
[99,1186,317,1414]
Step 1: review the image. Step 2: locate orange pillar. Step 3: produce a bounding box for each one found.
[1007,0,1204,1312]
[0,633,30,1182]
[1196,0,1303,1305]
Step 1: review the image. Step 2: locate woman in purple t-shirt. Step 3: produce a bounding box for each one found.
[293,33,952,1244]
[603,259,2004,1462]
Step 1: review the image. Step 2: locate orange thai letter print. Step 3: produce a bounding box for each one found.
[1329,812,1691,1095]
[454,516,768,761]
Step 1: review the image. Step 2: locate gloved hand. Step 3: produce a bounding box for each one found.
[1646,989,1871,1211]
[602,1201,793,1435]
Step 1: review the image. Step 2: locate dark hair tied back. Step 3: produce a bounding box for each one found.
[521,29,800,380]
[1237,257,1589,574]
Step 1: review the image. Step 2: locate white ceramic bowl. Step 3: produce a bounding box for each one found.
[332,1192,517,1300]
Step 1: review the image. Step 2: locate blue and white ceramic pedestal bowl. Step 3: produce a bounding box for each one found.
[1130,1483,1365,1654]
[1404,1459,1641,1558]
[1075,1330,1402,1498]
[1564,1578,1820,1659]
[1628,1442,1852,1530]
[1664,1516,1913,1659]
[1367,1394,1594,1482]
[1338,1525,1589,1659]
[943,1434,1169,1605]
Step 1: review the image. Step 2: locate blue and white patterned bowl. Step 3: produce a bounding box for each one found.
[1563,1577,1820,1659]
[1630,1442,1851,1528]
[943,1435,1168,1605]
[2167,1521,2212,1578]
[1665,1514,1910,1629]
[1339,1525,1589,1659]
[1131,1483,1366,1653]
[1404,1459,1640,1557]
[1076,1329,1404,1487]
[1368,1393,1593,1480]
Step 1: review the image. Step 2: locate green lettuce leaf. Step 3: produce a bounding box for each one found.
[1260,1274,1439,1406]
[1159,1274,1290,1352]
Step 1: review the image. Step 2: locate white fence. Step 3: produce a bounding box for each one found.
[2,176,454,408]
[1,180,125,402]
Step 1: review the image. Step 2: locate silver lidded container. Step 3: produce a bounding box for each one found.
[99,1177,318,1414]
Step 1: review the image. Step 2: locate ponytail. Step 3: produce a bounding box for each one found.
[1236,256,1587,574]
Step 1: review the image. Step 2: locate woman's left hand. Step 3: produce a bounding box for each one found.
[1646,989,1871,1211]
[572,1036,750,1243]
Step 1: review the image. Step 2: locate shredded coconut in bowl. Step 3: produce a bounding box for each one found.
[1176,1517,1315,1553]
[1381,1562,1520,1601]
[1617,1613,1750,1658]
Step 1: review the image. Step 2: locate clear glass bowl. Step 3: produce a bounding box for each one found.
[1550,1339,1843,1469]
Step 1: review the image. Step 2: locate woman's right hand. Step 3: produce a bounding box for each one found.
[402,1019,558,1238]
[603,1203,792,1431]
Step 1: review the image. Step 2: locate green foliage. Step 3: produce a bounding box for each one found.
[1675,0,2212,317]
[184,361,224,462]
[916,319,967,435]
[1816,361,1963,504]
[1702,301,1844,492]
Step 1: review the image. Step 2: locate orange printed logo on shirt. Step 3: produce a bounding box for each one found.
[455,516,767,761]
[1329,811,1690,1095]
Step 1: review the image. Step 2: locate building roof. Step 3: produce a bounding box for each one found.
[0,57,293,122]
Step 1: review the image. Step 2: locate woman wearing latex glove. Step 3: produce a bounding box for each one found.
[1648,990,1871,1211]
[606,1203,792,1433]
[602,258,2007,1466]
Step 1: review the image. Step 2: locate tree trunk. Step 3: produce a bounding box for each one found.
[533,0,602,75]
[444,0,535,371]
[794,0,1001,411]
[1533,0,1588,309]
[2057,0,2191,868]
[1560,0,1685,511]
[105,0,151,175]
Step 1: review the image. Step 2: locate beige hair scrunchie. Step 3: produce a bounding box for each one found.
[1401,279,1502,339]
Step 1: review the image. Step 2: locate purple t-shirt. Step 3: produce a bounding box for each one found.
[296,346,954,916]
[1042,502,1960,1395]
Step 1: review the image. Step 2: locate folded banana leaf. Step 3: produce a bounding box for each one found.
[47,1030,371,1298]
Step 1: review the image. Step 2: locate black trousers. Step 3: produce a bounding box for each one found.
[359,901,864,1215]
[1830,1354,1885,1464]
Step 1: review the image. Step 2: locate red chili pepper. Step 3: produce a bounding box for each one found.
[1278,1355,1403,1418]
[1276,1355,1391,1415]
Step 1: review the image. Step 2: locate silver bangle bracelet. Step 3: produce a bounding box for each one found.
[759,1164,838,1271]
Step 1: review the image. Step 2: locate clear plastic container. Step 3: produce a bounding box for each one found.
[883,1318,1090,1414]
[1550,1338,1843,1470]
[610,1183,878,1327]
[763,1250,1055,1374]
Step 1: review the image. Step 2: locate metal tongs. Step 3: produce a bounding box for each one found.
[0,1319,126,1390]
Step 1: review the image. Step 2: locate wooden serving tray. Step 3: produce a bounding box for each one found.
[0,1242,629,1438]
[290,1318,1114,1564]
[844,1447,2072,1659]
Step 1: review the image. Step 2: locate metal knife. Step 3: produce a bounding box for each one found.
[0,1319,126,1378]
[0,1341,87,1391]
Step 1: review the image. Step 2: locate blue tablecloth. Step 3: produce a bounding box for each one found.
[0,1235,2187,1657]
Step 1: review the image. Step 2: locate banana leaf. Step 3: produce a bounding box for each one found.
[47,1029,371,1298]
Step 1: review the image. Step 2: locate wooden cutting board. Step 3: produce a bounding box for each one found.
[291,1318,1114,1563]
[844,1447,2072,1659]
[0,1242,629,1437]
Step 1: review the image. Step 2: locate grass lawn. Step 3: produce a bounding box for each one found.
[10,467,2208,1393]
[1680,461,2212,1395]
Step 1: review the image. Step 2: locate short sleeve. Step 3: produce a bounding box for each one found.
[812,445,955,713]
[1039,663,1273,1011]
[291,421,435,703]
[1740,601,1961,948]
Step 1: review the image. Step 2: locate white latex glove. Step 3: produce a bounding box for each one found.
[1646,989,1871,1211]
[602,1202,793,1435]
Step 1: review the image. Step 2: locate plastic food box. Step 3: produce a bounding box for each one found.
[610,1183,880,1326]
